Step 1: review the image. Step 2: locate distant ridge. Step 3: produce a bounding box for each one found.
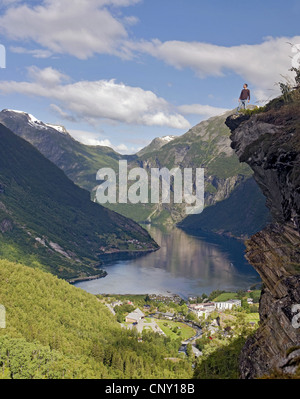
[0,122,158,279]
[137,135,176,156]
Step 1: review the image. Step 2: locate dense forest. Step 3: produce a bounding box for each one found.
[0,259,192,379]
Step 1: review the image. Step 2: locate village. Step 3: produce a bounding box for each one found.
[100,290,260,359]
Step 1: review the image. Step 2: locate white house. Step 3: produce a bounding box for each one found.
[215,299,241,311]
[189,302,216,319]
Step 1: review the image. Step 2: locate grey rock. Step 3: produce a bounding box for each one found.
[226,107,300,379]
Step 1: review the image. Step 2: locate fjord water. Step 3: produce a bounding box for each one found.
[75,226,260,299]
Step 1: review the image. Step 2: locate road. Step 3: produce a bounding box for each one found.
[181,322,202,344]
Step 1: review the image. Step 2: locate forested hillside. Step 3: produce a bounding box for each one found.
[0,259,192,379]
[0,123,158,279]
[0,109,270,236]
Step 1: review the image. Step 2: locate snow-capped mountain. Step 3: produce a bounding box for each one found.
[3,109,69,134]
[137,135,176,156]
[0,109,122,192]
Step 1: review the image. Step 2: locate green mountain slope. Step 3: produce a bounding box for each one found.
[178,177,272,239]
[106,111,255,225]
[0,109,123,192]
[136,135,176,156]
[0,259,192,379]
[0,109,270,236]
[0,123,158,279]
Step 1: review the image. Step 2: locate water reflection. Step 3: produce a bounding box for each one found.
[75,226,260,298]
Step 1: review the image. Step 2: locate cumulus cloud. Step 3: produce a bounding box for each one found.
[2,1,299,104]
[129,36,300,102]
[178,104,230,118]
[0,0,25,8]
[0,66,190,129]
[68,129,113,147]
[0,0,141,59]
[68,129,132,153]
[10,46,53,58]
[27,66,69,86]
[50,104,77,122]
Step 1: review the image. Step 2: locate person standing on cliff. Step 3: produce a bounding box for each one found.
[236,83,250,114]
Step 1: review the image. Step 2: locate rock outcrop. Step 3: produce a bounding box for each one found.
[226,98,300,378]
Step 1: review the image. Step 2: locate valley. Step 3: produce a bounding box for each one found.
[0,122,158,279]
[0,108,270,237]
[0,82,299,379]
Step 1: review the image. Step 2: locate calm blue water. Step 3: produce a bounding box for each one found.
[75,226,260,299]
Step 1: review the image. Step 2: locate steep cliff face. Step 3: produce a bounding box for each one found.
[226,96,300,379]
[124,110,253,225]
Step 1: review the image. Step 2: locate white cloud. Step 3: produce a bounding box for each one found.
[68,128,132,153]
[0,0,26,8]
[129,36,300,102]
[68,129,112,147]
[0,0,141,59]
[0,66,190,129]
[50,104,77,122]
[123,15,139,26]
[27,66,69,86]
[114,143,130,153]
[178,104,230,118]
[1,0,22,5]
[2,2,299,104]
[10,46,53,58]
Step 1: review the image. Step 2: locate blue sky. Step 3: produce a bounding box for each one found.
[0,0,299,153]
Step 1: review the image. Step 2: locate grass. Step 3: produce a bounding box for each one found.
[239,106,267,117]
[212,290,261,303]
[244,313,260,324]
[155,320,195,341]
[219,310,260,327]
[212,292,238,302]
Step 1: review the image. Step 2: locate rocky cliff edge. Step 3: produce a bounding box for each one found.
[225,93,300,379]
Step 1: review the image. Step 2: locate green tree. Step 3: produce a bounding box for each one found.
[241,299,251,313]
[186,343,193,359]
[186,312,197,322]
[236,290,245,300]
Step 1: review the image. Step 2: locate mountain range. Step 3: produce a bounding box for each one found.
[0,122,158,279]
[0,108,270,238]
[1,86,299,379]
[0,109,124,193]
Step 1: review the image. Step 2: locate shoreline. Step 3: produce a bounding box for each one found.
[177,224,247,242]
[98,247,158,262]
[68,248,158,285]
[67,271,107,284]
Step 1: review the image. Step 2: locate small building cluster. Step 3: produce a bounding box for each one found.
[154,311,175,320]
[215,299,242,311]
[124,308,166,336]
[188,299,242,319]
